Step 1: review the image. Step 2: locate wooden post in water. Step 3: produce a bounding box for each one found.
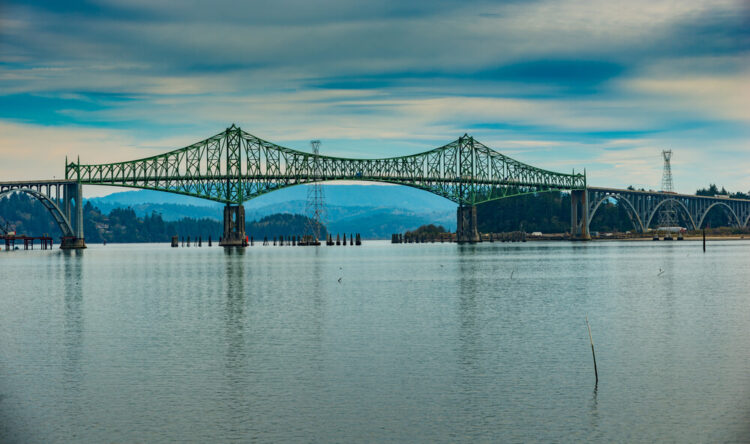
[586,314,598,385]
[702,229,706,253]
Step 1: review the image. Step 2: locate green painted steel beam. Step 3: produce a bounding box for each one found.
[66,125,586,206]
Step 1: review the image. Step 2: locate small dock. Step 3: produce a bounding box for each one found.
[1,234,54,251]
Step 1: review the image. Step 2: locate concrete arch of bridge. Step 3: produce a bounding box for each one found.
[697,201,742,229]
[0,188,75,237]
[588,193,645,233]
[645,198,697,231]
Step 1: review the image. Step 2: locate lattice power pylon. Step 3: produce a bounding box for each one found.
[304,140,326,244]
[657,149,678,230]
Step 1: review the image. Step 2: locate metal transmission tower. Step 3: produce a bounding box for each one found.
[657,149,678,234]
[303,140,326,245]
[661,149,674,192]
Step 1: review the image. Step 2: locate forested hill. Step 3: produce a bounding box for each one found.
[2,185,747,242]
[0,195,326,243]
[477,191,635,233]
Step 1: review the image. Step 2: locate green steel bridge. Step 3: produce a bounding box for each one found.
[2,124,749,248]
[65,124,586,245]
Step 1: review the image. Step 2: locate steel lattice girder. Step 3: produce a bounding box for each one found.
[66,125,587,206]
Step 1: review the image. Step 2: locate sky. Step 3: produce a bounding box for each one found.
[0,0,748,197]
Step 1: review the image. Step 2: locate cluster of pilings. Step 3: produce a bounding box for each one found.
[170,233,362,247]
[391,231,527,244]
[214,205,364,248]
[652,232,684,241]
[484,231,526,242]
[1,235,54,251]
[324,233,362,246]
[171,235,212,247]
[258,233,362,246]
[392,233,454,243]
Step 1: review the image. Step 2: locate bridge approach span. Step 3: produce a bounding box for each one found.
[571,186,750,238]
[0,180,85,248]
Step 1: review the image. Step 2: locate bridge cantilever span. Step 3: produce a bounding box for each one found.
[66,124,586,244]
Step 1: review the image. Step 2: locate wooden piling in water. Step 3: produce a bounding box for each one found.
[703,229,706,252]
[585,314,599,384]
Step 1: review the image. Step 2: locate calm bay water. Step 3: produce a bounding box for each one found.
[1,240,749,442]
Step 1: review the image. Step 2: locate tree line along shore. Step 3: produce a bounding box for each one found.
[1,184,748,243]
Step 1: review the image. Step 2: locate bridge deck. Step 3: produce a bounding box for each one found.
[587,186,749,203]
[0,179,76,186]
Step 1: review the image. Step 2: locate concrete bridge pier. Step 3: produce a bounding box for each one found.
[219,204,247,247]
[570,189,591,240]
[60,182,86,249]
[457,205,480,243]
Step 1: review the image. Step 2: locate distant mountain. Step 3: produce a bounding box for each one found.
[327,208,454,239]
[87,185,457,238]
[89,184,455,212]
[88,201,222,221]
[88,189,221,207]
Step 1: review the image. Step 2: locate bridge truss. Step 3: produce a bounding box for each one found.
[65,125,586,207]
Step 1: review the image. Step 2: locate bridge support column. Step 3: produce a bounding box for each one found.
[570,189,591,240]
[457,205,480,244]
[60,182,86,249]
[219,204,247,247]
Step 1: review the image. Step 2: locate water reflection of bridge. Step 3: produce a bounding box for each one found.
[1,126,748,248]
